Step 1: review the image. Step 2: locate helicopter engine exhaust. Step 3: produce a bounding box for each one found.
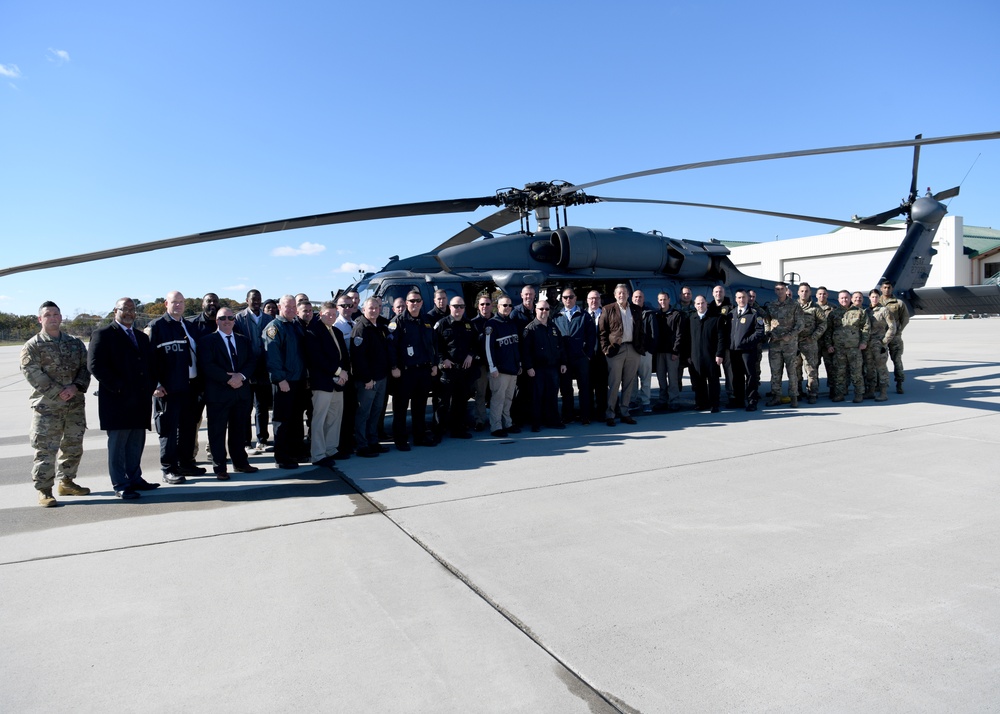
[549,226,715,277]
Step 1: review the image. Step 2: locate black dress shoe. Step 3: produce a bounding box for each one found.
[377,445,390,453]
[621,416,637,425]
[115,489,140,500]
[711,407,720,413]
[276,462,299,470]
[414,439,437,447]
[176,464,207,476]
[234,464,259,474]
[333,450,352,460]
[606,418,616,427]
[507,426,522,434]
[162,473,186,485]
[395,443,412,452]
[131,480,160,491]
[490,429,509,438]
[215,471,231,481]
[357,447,378,458]
[746,404,757,412]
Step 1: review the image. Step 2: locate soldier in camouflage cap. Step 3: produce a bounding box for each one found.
[865,289,898,401]
[762,282,805,407]
[20,301,91,507]
[879,280,910,393]
[794,283,828,404]
[826,291,870,402]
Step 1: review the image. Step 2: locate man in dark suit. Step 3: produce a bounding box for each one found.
[87,297,159,498]
[197,307,259,479]
[234,289,274,453]
[687,295,726,412]
[729,289,766,412]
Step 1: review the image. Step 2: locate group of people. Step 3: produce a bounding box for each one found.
[20,279,908,506]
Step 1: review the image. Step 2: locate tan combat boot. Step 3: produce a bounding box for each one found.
[875,389,888,402]
[38,489,57,507]
[58,479,91,496]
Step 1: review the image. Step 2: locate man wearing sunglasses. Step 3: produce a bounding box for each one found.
[388,291,439,450]
[197,307,259,479]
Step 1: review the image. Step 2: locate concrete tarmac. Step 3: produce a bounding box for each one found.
[1,319,998,712]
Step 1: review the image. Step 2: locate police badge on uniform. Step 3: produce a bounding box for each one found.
[265,324,278,339]
[354,336,363,347]
[485,326,492,335]
[407,346,414,357]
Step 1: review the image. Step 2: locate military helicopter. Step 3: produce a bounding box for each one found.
[3,131,1000,316]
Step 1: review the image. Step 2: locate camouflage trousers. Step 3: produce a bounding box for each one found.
[769,339,799,397]
[794,340,821,397]
[887,335,905,384]
[831,347,864,399]
[30,403,86,491]
[864,341,891,394]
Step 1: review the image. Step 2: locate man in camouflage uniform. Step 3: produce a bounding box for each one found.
[793,283,827,404]
[763,282,804,407]
[826,291,870,402]
[879,280,910,393]
[814,286,836,398]
[20,301,91,507]
[865,289,898,401]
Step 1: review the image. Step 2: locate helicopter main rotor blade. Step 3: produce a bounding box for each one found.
[933,185,960,201]
[595,197,900,231]
[568,131,1000,194]
[909,134,922,203]
[0,197,501,278]
[433,207,522,251]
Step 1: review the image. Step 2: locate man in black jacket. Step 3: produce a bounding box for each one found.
[687,295,725,412]
[388,291,439,450]
[521,301,567,432]
[351,298,390,457]
[434,296,477,439]
[88,297,158,498]
[303,301,350,467]
[148,290,206,483]
[729,289,766,412]
[652,292,686,411]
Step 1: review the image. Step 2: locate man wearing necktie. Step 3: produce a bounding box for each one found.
[87,297,160,498]
[197,307,258,479]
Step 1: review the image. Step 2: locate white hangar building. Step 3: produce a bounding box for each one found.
[725,216,1000,291]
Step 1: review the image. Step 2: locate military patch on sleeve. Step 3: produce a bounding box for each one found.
[354,336,363,347]
[265,324,278,339]
[388,322,397,331]
[756,317,765,325]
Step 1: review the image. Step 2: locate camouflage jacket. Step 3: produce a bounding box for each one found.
[20,331,91,409]
[867,304,898,346]
[762,298,805,345]
[828,306,870,349]
[815,302,835,351]
[797,300,828,345]
[880,296,910,334]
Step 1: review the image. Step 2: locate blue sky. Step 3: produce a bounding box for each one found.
[2,0,998,317]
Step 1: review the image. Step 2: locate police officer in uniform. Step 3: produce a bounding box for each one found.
[521,300,568,432]
[434,296,477,439]
[388,290,439,450]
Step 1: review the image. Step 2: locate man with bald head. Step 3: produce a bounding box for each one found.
[149,291,207,484]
